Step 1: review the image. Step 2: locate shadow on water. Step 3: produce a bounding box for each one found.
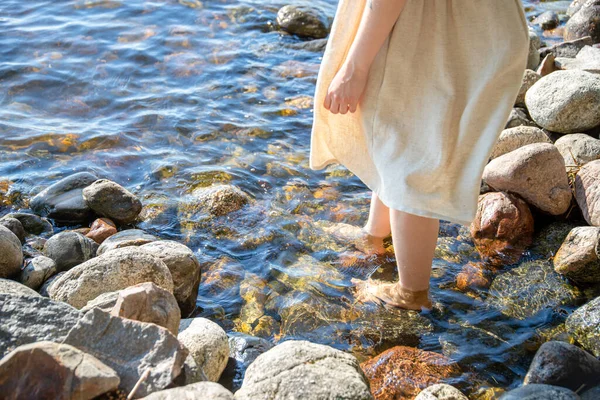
[0,0,586,396]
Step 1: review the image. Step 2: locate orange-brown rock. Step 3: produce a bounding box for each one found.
[86,218,117,244]
[470,191,534,267]
[456,262,493,291]
[360,346,462,400]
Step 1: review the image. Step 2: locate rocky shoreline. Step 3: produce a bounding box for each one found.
[2,1,600,399]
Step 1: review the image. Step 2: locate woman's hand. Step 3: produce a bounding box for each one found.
[323,60,369,115]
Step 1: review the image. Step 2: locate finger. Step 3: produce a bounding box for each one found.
[323,92,331,110]
[330,95,340,114]
[348,100,358,113]
[339,102,349,115]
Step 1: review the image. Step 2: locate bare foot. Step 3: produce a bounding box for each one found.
[320,222,387,255]
[351,278,432,311]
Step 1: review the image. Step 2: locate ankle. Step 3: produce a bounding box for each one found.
[361,226,389,239]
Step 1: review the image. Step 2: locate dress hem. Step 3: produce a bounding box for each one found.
[309,157,475,227]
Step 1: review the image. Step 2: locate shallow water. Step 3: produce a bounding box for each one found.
[0,0,587,396]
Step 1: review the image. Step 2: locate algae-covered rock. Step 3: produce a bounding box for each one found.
[566,296,600,357]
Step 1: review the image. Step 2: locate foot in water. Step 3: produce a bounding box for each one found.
[351,278,433,311]
[320,222,387,255]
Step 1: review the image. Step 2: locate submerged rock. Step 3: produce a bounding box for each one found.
[30,171,97,224]
[235,340,372,400]
[360,346,462,400]
[20,255,57,290]
[180,184,250,218]
[140,382,233,400]
[566,296,600,357]
[219,333,274,392]
[276,5,329,39]
[498,384,579,399]
[110,282,181,335]
[470,191,534,267]
[486,260,581,320]
[96,229,158,256]
[530,221,579,259]
[0,294,81,358]
[575,160,600,226]
[64,308,187,397]
[524,341,600,392]
[139,240,201,317]
[525,70,600,133]
[0,341,119,400]
[178,318,229,382]
[48,247,174,309]
[0,225,23,279]
[483,143,572,215]
[553,226,600,284]
[82,179,142,225]
[0,279,40,297]
[43,231,98,272]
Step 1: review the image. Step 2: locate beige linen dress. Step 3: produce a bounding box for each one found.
[309,0,530,226]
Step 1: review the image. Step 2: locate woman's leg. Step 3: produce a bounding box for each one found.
[353,209,439,310]
[363,192,391,238]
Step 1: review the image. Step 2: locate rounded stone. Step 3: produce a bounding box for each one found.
[0,217,26,244]
[276,5,329,39]
[82,179,142,225]
[566,296,600,357]
[43,231,98,272]
[85,217,117,244]
[139,240,201,317]
[0,278,41,297]
[483,143,572,215]
[47,247,174,309]
[498,384,579,399]
[415,383,468,400]
[96,229,158,256]
[20,256,57,290]
[0,225,23,279]
[177,318,230,382]
[564,0,600,43]
[555,133,600,172]
[490,126,551,160]
[553,226,600,284]
[575,159,600,226]
[525,70,600,134]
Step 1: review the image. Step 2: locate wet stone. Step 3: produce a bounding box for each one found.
[486,259,581,320]
[553,226,600,284]
[82,179,142,225]
[361,346,463,400]
[276,5,329,39]
[30,171,97,224]
[4,212,53,236]
[85,217,117,244]
[0,217,26,244]
[43,231,98,272]
[19,255,57,290]
[498,384,579,400]
[96,228,158,256]
[565,296,600,357]
[0,225,23,279]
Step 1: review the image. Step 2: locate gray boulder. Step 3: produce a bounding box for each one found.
[43,231,98,272]
[30,172,97,224]
[532,11,559,31]
[82,179,142,225]
[505,107,537,129]
[540,36,594,59]
[515,69,541,107]
[581,386,600,400]
[486,260,581,320]
[490,126,551,160]
[565,0,600,43]
[555,45,600,73]
[499,384,579,399]
[48,247,174,309]
[81,291,119,313]
[97,229,158,256]
[528,29,541,70]
[140,382,233,400]
[0,278,40,297]
[575,159,600,226]
[0,341,119,400]
[553,226,600,284]
[139,240,201,317]
[20,255,57,290]
[220,333,275,392]
[524,341,600,392]
[555,133,600,172]
[525,70,600,133]
[4,212,53,235]
[234,340,373,400]
[0,217,25,244]
[483,143,572,215]
[64,308,187,398]
[415,384,468,400]
[0,225,23,279]
[178,318,229,382]
[276,5,329,39]
[566,296,600,357]
[0,294,81,358]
